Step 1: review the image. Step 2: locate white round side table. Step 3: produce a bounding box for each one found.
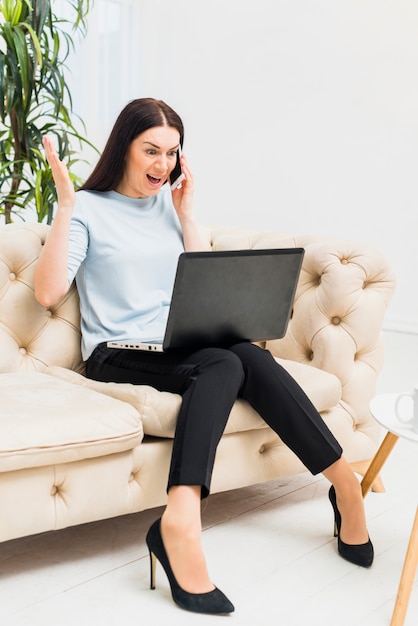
[361,393,418,626]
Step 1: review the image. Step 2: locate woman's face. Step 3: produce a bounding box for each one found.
[116,125,181,198]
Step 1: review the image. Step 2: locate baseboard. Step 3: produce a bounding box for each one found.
[383,318,418,335]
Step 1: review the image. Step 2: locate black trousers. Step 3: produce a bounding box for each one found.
[86,342,342,498]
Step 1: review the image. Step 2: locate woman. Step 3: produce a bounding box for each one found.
[34,98,373,615]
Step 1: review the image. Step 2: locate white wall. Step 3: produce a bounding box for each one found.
[69,0,418,332]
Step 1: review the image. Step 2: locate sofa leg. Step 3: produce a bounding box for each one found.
[349,460,386,493]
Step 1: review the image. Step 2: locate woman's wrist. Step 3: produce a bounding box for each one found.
[54,202,74,218]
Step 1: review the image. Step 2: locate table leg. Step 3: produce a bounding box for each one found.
[390,507,418,626]
[361,432,399,498]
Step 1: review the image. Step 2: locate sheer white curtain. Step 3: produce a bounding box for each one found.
[64,0,143,173]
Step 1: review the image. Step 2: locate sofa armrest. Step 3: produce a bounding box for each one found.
[266,237,396,430]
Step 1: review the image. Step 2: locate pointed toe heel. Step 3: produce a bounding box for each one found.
[145,518,234,614]
[328,486,374,568]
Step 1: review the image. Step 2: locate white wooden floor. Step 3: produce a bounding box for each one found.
[0,330,417,626]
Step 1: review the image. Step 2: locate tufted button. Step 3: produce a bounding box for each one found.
[340,258,348,265]
[46,309,53,317]
[331,316,341,325]
[128,473,135,482]
[9,272,16,280]
[259,444,265,454]
[19,347,27,355]
[50,485,58,496]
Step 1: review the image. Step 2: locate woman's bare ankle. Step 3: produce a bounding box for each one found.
[161,486,214,593]
[335,486,368,544]
[160,514,214,593]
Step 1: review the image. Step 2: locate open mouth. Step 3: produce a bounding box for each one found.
[147,174,163,186]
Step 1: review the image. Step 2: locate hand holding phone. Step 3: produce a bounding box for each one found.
[170,146,185,190]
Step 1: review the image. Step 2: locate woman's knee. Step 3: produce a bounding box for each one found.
[195,347,245,385]
[229,342,284,387]
[229,341,271,366]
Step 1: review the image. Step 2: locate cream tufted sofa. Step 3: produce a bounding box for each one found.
[0,222,396,543]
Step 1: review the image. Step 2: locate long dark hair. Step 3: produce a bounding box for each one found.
[79,98,184,191]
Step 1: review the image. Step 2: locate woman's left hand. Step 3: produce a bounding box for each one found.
[171,152,195,223]
[171,153,210,252]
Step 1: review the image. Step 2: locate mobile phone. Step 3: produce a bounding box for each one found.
[170,146,185,190]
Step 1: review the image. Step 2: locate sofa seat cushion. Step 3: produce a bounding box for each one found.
[44,356,341,438]
[0,373,143,473]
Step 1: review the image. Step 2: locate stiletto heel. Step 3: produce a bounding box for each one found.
[145,518,235,614]
[328,486,374,568]
[149,549,156,589]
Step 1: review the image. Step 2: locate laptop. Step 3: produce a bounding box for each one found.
[107,248,304,352]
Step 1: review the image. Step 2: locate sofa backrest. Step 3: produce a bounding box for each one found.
[0,223,83,373]
[0,220,396,400]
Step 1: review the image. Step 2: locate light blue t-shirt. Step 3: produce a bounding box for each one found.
[67,185,184,360]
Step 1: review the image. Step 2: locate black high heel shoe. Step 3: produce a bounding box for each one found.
[328,486,374,568]
[145,518,235,614]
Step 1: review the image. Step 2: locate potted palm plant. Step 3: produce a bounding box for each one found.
[0,0,97,224]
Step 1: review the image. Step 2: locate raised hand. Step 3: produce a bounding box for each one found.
[43,136,76,211]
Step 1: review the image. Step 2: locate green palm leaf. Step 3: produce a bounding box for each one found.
[0,0,97,224]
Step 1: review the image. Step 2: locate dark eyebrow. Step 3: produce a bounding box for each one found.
[143,141,179,151]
